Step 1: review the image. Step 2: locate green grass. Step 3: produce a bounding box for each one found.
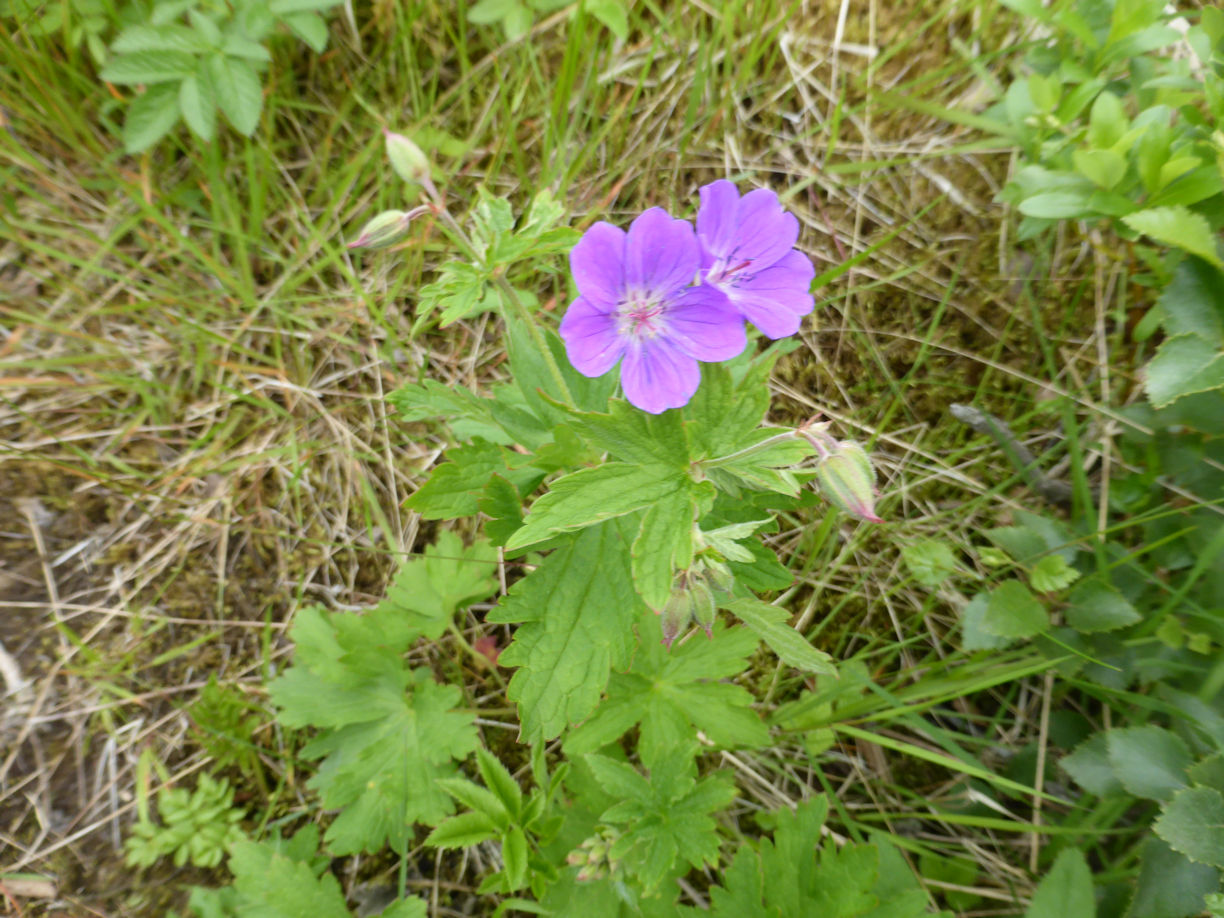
[0,0,1193,914]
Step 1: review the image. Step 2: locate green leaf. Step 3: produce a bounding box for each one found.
[424,811,500,848]
[373,530,498,640]
[376,900,428,918]
[1086,90,1127,148]
[1107,725,1192,801]
[1145,335,1224,408]
[725,598,837,675]
[488,522,644,742]
[1064,580,1139,632]
[568,399,690,467]
[283,12,329,52]
[563,622,768,763]
[111,24,212,53]
[981,581,1048,639]
[1157,258,1224,345]
[1024,848,1094,918]
[901,539,958,588]
[1029,554,1081,593]
[406,440,537,520]
[684,359,775,459]
[702,519,769,563]
[101,50,197,83]
[268,0,342,12]
[301,670,478,853]
[506,462,687,549]
[1128,837,1221,918]
[587,748,737,895]
[228,838,349,918]
[476,746,523,821]
[1122,207,1224,269]
[960,593,1014,651]
[267,607,477,853]
[207,55,262,136]
[1060,732,1124,795]
[1072,148,1126,190]
[434,777,509,828]
[122,82,181,153]
[221,35,272,61]
[478,475,524,546]
[587,0,628,38]
[1155,787,1224,867]
[178,73,216,142]
[502,826,529,890]
[415,262,487,332]
[632,487,695,609]
[1017,191,1097,219]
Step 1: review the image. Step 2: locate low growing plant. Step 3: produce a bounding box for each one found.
[97,0,342,152]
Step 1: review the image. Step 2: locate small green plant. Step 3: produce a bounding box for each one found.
[98,0,342,152]
[986,0,1224,410]
[189,675,266,783]
[125,772,246,869]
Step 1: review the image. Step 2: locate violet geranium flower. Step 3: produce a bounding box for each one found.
[559,207,747,414]
[696,180,815,339]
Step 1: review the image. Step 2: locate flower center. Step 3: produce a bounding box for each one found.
[618,292,667,340]
[707,256,754,287]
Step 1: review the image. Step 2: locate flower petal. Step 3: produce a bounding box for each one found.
[560,296,625,377]
[665,285,747,362]
[727,249,815,339]
[624,207,699,296]
[696,180,740,261]
[620,338,700,414]
[570,221,626,309]
[727,188,799,270]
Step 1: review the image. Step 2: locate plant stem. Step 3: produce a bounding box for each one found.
[701,429,803,471]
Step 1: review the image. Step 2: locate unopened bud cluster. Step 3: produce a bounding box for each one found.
[566,828,621,883]
[657,562,733,648]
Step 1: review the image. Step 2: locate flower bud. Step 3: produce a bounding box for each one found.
[659,588,692,649]
[690,579,717,637]
[347,209,413,250]
[384,129,431,186]
[815,441,882,523]
[703,560,735,594]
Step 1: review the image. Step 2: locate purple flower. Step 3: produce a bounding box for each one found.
[696,180,815,339]
[559,207,747,414]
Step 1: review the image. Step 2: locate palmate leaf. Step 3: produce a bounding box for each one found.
[228,838,349,918]
[374,530,498,639]
[487,521,644,743]
[564,622,768,767]
[406,439,541,520]
[707,797,949,918]
[587,746,737,894]
[302,669,477,854]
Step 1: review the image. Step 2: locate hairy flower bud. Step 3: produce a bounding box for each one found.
[702,559,734,594]
[384,129,431,186]
[659,587,693,649]
[347,209,413,250]
[568,829,619,882]
[690,579,717,637]
[815,440,882,523]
